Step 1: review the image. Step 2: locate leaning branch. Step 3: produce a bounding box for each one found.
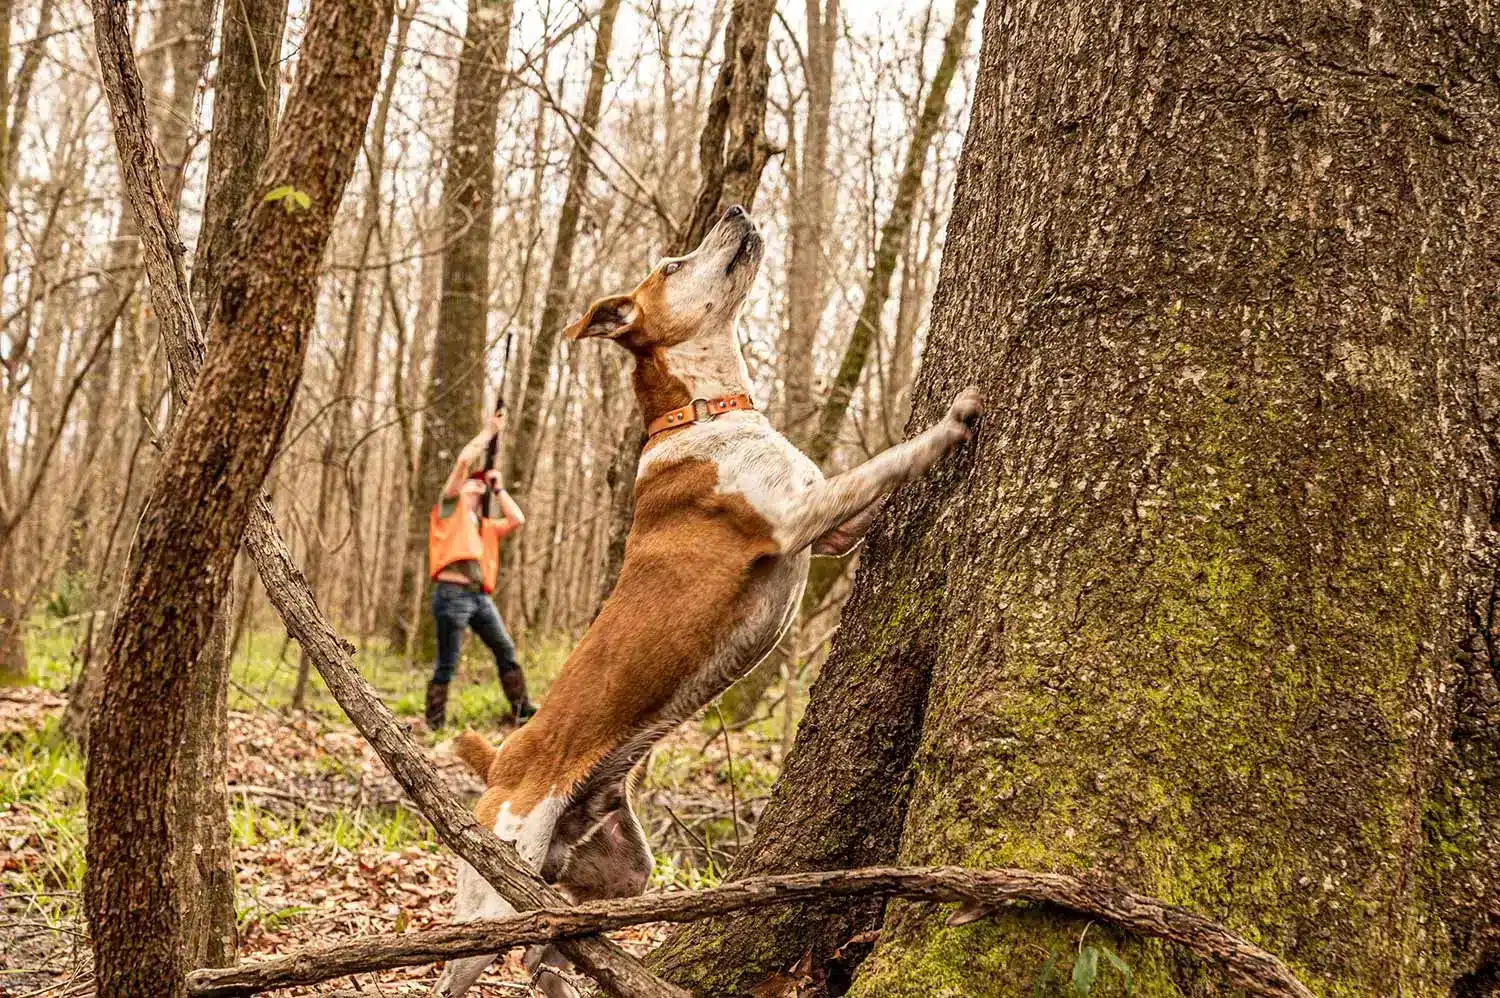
[240,500,688,998]
[187,865,1314,998]
[89,0,684,994]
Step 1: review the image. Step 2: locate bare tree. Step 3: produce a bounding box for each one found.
[293,0,416,706]
[805,0,977,468]
[777,0,838,442]
[388,0,514,664]
[505,0,622,501]
[84,1,393,993]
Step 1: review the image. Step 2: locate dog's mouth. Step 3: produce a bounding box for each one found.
[725,229,762,276]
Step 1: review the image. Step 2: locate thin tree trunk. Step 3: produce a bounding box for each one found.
[84,2,392,995]
[192,0,288,321]
[396,0,513,661]
[505,0,620,500]
[778,0,838,442]
[804,0,977,469]
[0,542,23,684]
[174,0,285,969]
[5,0,54,187]
[294,3,413,707]
[594,0,776,616]
[660,2,1500,994]
[676,0,776,257]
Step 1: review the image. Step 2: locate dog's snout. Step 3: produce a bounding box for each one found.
[723,204,745,221]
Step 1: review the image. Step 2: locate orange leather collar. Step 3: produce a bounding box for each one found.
[646,393,755,437]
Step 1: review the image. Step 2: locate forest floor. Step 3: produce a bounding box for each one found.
[0,617,802,997]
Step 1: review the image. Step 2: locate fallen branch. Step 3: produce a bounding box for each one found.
[187,865,1314,998]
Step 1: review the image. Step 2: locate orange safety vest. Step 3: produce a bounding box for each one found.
[428,503,507,594]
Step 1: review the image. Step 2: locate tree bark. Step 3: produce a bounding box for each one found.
[504,0,620,502]
[676,0,776,257]
[192,0,287,322]
[0,540,23,684]
[84,3,393,996]
[666,1,1500,995]
[394,0,512,658]
[177,0,289,971]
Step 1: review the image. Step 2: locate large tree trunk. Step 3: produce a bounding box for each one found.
[660,1,1500,995]
[504,0,620,502]
[83,2,391,995]
[394,0,512,658]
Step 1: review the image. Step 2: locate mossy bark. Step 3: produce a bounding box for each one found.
[664,1,1500,995]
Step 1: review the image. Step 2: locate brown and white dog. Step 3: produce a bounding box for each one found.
[438,206,981,997]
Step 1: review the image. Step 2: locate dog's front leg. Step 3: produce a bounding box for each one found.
[780,388,982,556]
[812,496,887,557]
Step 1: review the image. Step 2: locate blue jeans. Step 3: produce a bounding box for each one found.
[431,583,521,685]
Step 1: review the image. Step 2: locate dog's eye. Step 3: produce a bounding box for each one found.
[663,261,682,276]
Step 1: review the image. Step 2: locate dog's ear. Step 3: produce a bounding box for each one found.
[565,294,637,341]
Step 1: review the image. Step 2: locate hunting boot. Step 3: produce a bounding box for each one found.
[424,680,450,731]
[500,669,537,725]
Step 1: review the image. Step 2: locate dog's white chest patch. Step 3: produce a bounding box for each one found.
[639,413,821,545]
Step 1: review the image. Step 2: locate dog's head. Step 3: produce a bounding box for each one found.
[565,206,763,351]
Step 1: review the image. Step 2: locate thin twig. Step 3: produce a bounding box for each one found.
[714,704,742,855]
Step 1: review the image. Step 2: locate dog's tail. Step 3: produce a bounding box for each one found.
[452,730,498,781]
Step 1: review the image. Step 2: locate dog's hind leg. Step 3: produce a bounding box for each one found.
[436,789,568,997]
[525,803,655,998]
[433,860,513,997]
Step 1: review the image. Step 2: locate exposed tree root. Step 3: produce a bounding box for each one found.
[188,864,1314,998]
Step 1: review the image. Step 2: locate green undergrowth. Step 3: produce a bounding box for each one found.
[0,717,87,927]
[224,628,574,730]
[5,614,806,941]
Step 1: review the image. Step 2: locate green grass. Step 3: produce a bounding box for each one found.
[226,627,574,733]
[229,797,436,853]
[18,620,81,693]
[0,717,88,924]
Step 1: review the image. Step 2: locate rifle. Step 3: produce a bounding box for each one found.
[483,332,514,520]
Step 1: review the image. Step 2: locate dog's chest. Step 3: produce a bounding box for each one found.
[639,415,822,540]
